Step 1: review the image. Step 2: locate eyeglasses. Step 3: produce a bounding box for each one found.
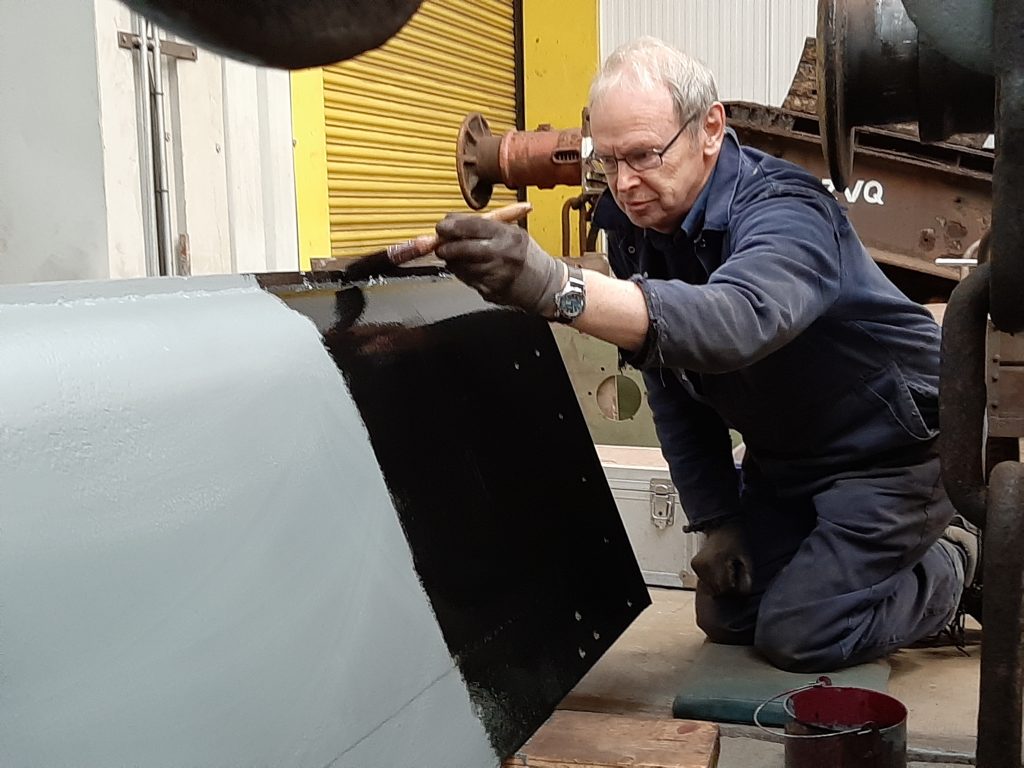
[589,116,697,176]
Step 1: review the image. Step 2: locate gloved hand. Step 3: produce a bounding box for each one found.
[690,520,754,597]
[434,215,565,318]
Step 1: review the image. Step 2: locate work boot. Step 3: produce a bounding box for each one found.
[909,517,982,651]
[942,515,982,625]
[933,515,983,650]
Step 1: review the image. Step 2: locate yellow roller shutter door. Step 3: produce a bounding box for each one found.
[323,0,519,258]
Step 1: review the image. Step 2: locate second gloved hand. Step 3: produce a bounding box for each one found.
[434,215,565,318]
[690,519,754,597]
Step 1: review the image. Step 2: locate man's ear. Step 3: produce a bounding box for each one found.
[702,103,727,158]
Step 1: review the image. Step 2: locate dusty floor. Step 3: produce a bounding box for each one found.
[559,587,980,767]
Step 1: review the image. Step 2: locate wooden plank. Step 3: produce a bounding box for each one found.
[503,710,719,768]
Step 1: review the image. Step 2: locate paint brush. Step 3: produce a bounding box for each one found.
[341,201,533,282]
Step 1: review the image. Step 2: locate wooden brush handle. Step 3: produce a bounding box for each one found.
[386,202,534,265]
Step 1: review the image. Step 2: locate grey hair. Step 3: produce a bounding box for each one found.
[588,37,719,133]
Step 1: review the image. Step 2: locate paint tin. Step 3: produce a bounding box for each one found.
[783,680,908,768]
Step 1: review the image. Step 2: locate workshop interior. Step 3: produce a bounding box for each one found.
[0,0,1021,766]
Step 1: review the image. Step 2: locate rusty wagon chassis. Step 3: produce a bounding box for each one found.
[725,100,993,305]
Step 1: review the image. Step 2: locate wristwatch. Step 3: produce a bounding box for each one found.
[553,264,587,323]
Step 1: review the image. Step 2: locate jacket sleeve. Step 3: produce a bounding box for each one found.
[603,225,741,531]
[643,368,741,532]
[626,190,844,373]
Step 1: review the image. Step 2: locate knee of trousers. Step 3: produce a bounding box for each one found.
[695,593,756,646]
[753,613,845,673]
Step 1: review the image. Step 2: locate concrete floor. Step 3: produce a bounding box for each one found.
[559,588,980,767]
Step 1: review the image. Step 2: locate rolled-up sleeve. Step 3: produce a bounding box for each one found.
[643,369,740,532]
[625,191,843,373]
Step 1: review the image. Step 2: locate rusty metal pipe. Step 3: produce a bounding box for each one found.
[586,218,600,253]
[561,197,574,259]
[559,195,590,258]
[987,437,1021,479]
[475,135,503,187]
[577,198,593,258]
[989,0,1024,333]
[500,128,583,189]
[976,460,1024,768]
[939,263,991,529]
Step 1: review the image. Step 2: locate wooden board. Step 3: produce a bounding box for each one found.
[503,710,719,768]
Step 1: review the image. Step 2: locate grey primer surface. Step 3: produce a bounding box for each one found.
[0,272,649,767]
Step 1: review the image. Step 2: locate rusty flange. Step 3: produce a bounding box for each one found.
[457,113,502,210]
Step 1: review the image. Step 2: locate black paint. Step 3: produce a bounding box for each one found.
[265,271,650,757]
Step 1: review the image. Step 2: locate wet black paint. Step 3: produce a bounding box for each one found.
[265,271,651,758]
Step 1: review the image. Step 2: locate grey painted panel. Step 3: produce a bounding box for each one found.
[0,273,253,304]
[0,278,494,767]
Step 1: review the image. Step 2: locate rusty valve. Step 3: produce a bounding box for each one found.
[457,113,584,210]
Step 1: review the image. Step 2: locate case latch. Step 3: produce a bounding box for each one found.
[649,479,676,529]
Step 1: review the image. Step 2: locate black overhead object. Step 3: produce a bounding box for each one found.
[121,0,423,69]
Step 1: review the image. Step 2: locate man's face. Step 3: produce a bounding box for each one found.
[590,84,721,233]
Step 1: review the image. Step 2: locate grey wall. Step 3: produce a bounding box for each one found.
[0,0,111,283]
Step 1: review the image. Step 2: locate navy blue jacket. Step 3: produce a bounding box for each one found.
[593,129,942,532]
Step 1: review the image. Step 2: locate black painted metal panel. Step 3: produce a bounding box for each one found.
[263,271,650,757]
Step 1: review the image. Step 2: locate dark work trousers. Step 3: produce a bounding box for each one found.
[695,445,963,672]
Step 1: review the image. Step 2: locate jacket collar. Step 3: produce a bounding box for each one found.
[680,127,742,239]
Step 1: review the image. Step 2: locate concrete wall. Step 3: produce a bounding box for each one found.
[94,0,149,279]
[0,0,299,284]
[0,0,111,283]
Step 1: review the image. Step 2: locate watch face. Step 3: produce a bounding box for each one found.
[559,291,585,318]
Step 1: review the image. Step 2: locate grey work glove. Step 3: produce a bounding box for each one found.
[434,215,564,318]
[690,520,754,597]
